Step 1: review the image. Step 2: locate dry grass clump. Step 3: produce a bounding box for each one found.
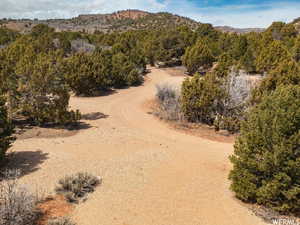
[47,217,76,225]
[0,169,41,225]
[154,84,184,121]
[55,172,101,203]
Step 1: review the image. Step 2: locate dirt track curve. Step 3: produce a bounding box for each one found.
[12,68,267,225]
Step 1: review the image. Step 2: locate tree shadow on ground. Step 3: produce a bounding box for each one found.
[81,112,109,121]
[5,150,49,177]
[14,119,93,137]
[76,89,117,97]
[98,89,118,97]
[62,121,93,131]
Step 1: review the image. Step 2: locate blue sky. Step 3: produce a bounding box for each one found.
[0,0,299,28]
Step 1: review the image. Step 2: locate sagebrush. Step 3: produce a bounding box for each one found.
[47,217,76,225]
[55,172,101,203]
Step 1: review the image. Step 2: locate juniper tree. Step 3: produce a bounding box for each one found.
[182,39,214,74]
[229,85,300,213]
[111,53,136,88]
[256,40,291,73]
[229,35,248,61]
[64,51,112,96]
[0,97,14,166]
[214,53,233,78]
[16,51,80,125]
[181,73,224,123]
[239,47,256,73]
[292,37,300,62]
[0,27,19,46]
[251,59,300,104]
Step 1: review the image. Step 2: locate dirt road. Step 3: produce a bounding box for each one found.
[12,68,267,225]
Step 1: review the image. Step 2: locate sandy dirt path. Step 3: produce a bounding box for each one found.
[12,68,267,225]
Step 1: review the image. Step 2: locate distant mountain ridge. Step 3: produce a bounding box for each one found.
[215,26,265,34]
[0,9,265,34]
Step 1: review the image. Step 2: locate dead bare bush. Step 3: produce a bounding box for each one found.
[70,39,95,53]
[0,169,41,225]
[215,69,255,132]
[154,84,184,121]
[224,69,253,110]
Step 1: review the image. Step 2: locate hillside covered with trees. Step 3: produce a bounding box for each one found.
[0,10,200,34]
[0,10,265,34]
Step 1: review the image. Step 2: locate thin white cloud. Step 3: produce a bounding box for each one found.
[181,2,300,28]
[0,0,299,28]
[0,0,166,19]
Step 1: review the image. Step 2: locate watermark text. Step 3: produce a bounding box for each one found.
[273,219,300,225]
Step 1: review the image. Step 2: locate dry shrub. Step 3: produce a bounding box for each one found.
[55,172,101,203]
[70,39,95,53]
[215,69,255,133]
[0,169,41,225]
[154,84,184,121]
[223,69,253,111]
[47,217,76,225]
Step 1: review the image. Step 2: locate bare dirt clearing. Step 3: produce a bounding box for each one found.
[11,68,267,225]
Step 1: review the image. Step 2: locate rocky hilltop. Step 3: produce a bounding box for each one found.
[292,17,300,32]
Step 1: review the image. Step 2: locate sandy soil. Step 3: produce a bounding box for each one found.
[38,195,74,225]
[11,67,267,225]
[146,99,236,144]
